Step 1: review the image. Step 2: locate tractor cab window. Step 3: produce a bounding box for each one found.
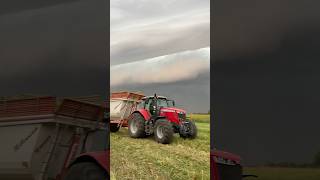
[136,100,144,110]
[143,97,175,109]
[157,98,174,108]
[144,98,151,109]
[167,100,175,107]
[157,98,168,107]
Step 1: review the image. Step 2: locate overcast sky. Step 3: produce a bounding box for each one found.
[0,0,108,98]
[110,0,210,113]
[213,0,320,165]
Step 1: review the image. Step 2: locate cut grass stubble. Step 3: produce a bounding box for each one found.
[110,114,210,180]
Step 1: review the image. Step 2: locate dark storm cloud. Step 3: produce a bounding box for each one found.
[111,12,210,65]
[0,0,79,15]
[0,0,108,97]
[111,0,210,113]
[111,0,210,65]
[213,0,320,165]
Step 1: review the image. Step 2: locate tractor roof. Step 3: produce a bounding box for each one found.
[142,96,168,100]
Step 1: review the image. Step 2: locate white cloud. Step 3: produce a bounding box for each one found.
[111,0,210,65]
[111,47,210,87]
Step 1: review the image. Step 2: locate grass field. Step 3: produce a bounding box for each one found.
[110,114,210,180]
[244,167,320,180]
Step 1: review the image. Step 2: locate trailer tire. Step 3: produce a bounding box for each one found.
[128,113,146,138]
[63,162,109,180]
[110,123,120,132]
[154,119,173,144]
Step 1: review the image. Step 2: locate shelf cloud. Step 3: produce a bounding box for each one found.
[111,0,210,113]
[111,47,209,87]
[111,10,210,65]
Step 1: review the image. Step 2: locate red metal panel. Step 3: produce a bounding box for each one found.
[211,151,220,180]
[0,97,105,122]
[56,99,104,121]
[0,96,56,118]
[79,151,110,173]
[135,109,151,120]
[212,150,241,164]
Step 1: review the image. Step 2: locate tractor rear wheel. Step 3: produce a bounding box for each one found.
[128,113,146,138]
[154,119,173,144]
[63,162,109,180]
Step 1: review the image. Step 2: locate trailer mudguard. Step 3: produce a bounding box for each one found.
[70,151,109,173]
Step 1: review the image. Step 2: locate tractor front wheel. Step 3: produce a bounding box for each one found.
[128,113,146,138]
[179,120,197,139]
[154,119,174,144]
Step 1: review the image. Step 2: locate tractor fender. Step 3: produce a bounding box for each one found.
[154,116,166,122]
[132,109,151,120]
[69,151,109,174]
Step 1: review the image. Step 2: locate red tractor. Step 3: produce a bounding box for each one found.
[128,94,197,144]
[211,150,258,180]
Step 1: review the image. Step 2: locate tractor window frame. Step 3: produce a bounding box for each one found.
[144,98,151,109]
[167,99,175,107]
[137,100,145,110]
[157,98,169,107]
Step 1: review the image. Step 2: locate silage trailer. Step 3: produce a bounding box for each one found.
[109,91,145,132]
[0,96,109,180]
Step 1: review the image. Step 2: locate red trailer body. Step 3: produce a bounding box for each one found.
[0,96,109,180]
[109,91,144,132]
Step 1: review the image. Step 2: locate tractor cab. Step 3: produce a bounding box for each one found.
[137,95,187,125]
[138,96,174,110]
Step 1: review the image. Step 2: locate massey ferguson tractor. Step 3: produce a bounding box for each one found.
[110,91,197,144]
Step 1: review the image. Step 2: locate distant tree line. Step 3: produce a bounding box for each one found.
[265,151,320,168]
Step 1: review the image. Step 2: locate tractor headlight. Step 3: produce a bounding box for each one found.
[177,112,186,120]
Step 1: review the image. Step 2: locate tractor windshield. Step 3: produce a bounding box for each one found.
[167,100,175,107]
[157,98,174,107]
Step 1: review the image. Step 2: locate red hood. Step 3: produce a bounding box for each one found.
[211,150,241,165]
[160,107,186,113]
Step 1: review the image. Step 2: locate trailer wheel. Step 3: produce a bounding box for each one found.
[63,162,109,180]
[110,123,120,132]
[128,113,146,138]
[154,119,173,144]
[179,120,197,139]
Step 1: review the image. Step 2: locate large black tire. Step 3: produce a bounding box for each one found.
[63,162,109,180]
[179,120,197,139]
[188,120,197,139]
[110,123,120,132]
[128,113,146,138]
[154,119,174,144]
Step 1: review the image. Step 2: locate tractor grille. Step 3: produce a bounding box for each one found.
[178,113,186,120]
